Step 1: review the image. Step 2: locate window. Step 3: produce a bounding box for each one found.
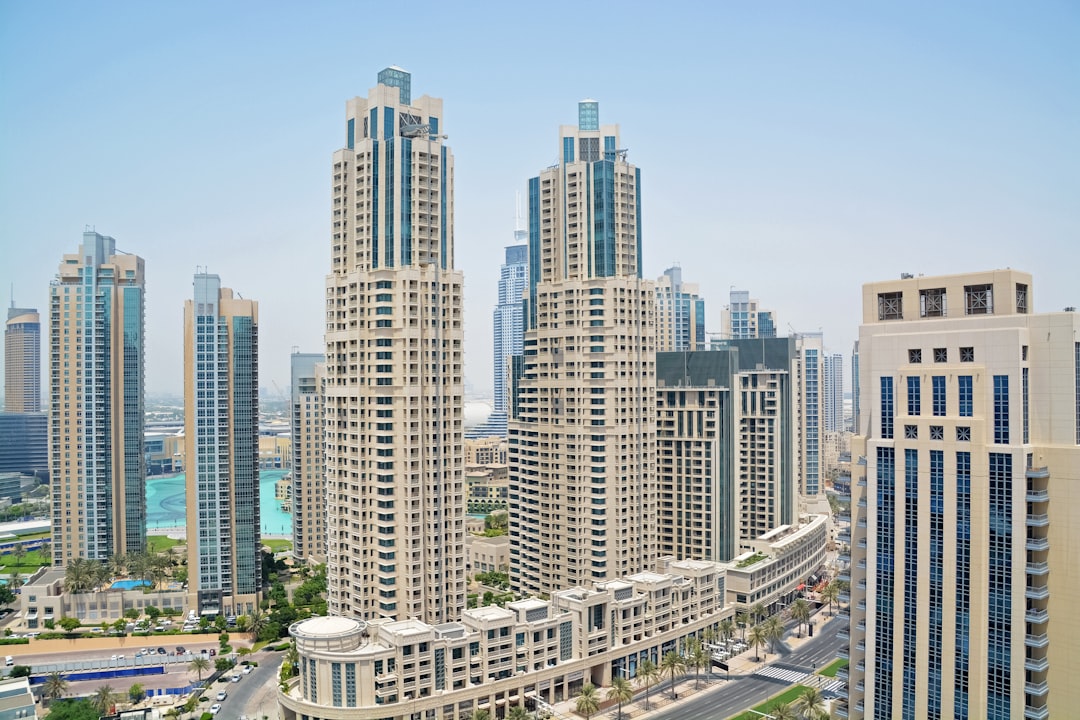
[907,376,921,416]
[1016,283,1028,314]
[960,347,974,363]
[920,287,947,317]
[934,348,948,363]
[964,284,993,315]
[956,426,971,441]
[958,376,973,416]
[878,291,903,321]
[881,377,895,439]
[908,349,922,364]
[993,375,1009,444]
[932,376,946,416]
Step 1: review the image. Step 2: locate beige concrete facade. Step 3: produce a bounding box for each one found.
[5,305,40,413]
[843,269,1077,720]
[655,265,705,352]
[49,231,146,566]
[291,352,326,565]
[183,273,260,618]
[325,69,466,625]
[464,436,506,465]
[466,534,509,574]
[510,102,656,597]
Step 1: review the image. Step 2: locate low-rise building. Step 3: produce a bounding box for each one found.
[279,560,732,720]
[0,676,37,719]
[19,568,187,628]
[466,535,509,575]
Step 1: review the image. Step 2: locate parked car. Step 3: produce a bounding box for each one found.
[216,691,228,701]
[230,674,241,683]
[209,648,217,656]
[157,647,167,655]
[175,646,186,655]
[209,703,222,715]
[241,665,253,675]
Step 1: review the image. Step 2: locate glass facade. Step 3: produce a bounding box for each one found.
[954,451,971,718]
[901,449,918,720]
[874,447,895,720]
[987,452,1012,718]
[927,450,944,719]
[880,376,894,439]
[993,375,1009,444]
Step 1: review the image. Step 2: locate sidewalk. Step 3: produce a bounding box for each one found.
[546,601,847,720]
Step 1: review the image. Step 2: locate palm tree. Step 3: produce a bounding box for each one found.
[686,638,711,688]
[719,618,735,653]
[507,705,531,720]
[607,676,633,719]
[660,650,685,699]
[39,541,51,563]
[764,615,784,654]
[750,601,767,625]
[42,671,68,701]
[188,656,211,682]
[794,687,826,719]
[820,581,841,616]
[789,597,811,638]
[11,542,26,568]
[574,683,600,720]
[735,611,750,643]
[91,684,119,715]
[108,553,128,578]
[8,570,19,589]
[92,561,111,591]
[748,623,768,662]
[635,658,660,710]
[64,557,92,593]
[468,710,491,720]
[770,701,799,720]
[248,607,269,639]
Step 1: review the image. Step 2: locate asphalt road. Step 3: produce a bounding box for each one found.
[649,617,845,720]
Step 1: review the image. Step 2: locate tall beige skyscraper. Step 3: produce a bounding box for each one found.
[290,351,325,565]
[49,231,146,566]
[509,100,656,597]
[5,302,41,412]
[184,273,260,618]
[324,68,466,624]
[843,270,1079,720]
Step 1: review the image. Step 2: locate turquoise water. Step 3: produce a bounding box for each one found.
[111,579,151,589]
[146,470,292,535]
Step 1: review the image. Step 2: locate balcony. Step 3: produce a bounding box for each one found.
[1026,466,1050,479]
[834,702,849,718]
[1026,562,1049,576]
[1025,488,1049,503]
[1025,632,1049,648]
[1025,608,1049,624]
[1026,536,1049,552]
[837,628,850,642]
[1026,513,1049,527]
[1025,585,1049,601]
[1024,706,1049,720]
[1024,655,1049,673]
[1025,680,1049,696]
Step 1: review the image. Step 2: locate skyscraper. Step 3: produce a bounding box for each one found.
[720,289,776,340]
[492,241,527,416]
[509,100,656,597]
[655,265,706,352]
[823,352,844,432]
[5,302,40,413]
[49,230,145,566]
[290,351,325,565]
[184,273,260,618]
[324,68,466,624]
[794,332,824,500]
[844,270,1079,720]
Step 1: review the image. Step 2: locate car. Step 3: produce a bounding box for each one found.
[209,649,216,656]
[175,646,186,655]
[216,691,228,701]
[157,647,167,655]
[200,648,209,655]
[230,674,240,683]
[209,704,222,715]
[241,665,253,675]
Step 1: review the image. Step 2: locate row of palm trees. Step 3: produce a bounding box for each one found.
[64,551,177,594]
[766,686,828,720]
[40,673,119,714]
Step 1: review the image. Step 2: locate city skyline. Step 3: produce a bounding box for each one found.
[2,2,1077,399]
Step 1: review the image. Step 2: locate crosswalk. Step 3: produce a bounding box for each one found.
[754,665,808,684]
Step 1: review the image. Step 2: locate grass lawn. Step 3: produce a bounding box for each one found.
[0,550,51,574]
[819,658,848,677]
[13,531,50,540]
[727,685,812,720]
[264,539,292,553]
[147,535,183,553]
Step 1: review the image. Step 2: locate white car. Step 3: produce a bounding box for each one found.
[241,665,253,675]
[216,691,227,701]
[209,703,222,715]
[230,674,241,683]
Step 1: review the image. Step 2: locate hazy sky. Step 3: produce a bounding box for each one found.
[2,1,1077,398]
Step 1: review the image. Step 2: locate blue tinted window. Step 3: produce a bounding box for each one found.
[932,376,946,416]
[958,375,973,417]
[881,376,894,439]
[993,375,1009,443]
[347,118,355,150]
[907,376,921,416]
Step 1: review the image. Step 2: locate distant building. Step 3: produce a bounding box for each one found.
[0,412,47,479]
[823,352,844,432]
[184,272,261,618]
[655,265,706,351]
[489,239,528,437]
[290,352,325,566]
[719,289,776,340]
[844,269,1078,720]
[5,302,40,413]
[49,231,146,566]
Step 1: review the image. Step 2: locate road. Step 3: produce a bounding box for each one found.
[650,616,845,720]
[218,651,284,720]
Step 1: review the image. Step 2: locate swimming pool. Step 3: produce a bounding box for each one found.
[145,469,292,535]
[111,579,151,590]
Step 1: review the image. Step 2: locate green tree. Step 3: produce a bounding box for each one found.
[188,656,211,682]
[771,701,799,720]
[686,638,711,688]
[789,597,811,638]
[0,584,15,606]
[607,676,633,719]
[112,618,127,635]
[108,553,128,578]
[42,671,69,701]
[91,561,111,591]
[11,542,26,567]
[507,705,530,720]
[820,581,841,617]
[8,665,31,677]
[58,616,81,634]
[145,605,162,621]
[39,541,52,564]
[247,607,268,640]
[635,658,660,710]
[719,618,735,653]
[39,699,97,720]
[764,615,784,654]
[748,623,768,662]
[64,558,92,594]
[215,657,234,672]
[124,607,140,620]
[90,685,118,715]
[128,683,146,704]
[735,611,750,642]
[793,687,826,719]
[661,650,686,699]
[574,683,600,720]
[750,601,767,625]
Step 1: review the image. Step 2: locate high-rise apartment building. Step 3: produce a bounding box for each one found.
[184,273,260,618]
[824,352,844,432]
[851,340,860,432]
[720,289,776,340]
[482,238,528,437]
[793,332,824,501]
[843,270,1079,720]
[655,265,706,352]
[291,352,325,565]
[5,302,40,412]
[509,100,656,597]
[324,68,466,624]
[49,231,145,566]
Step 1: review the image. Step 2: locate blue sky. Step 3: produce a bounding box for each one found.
[2,1,1077,397]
